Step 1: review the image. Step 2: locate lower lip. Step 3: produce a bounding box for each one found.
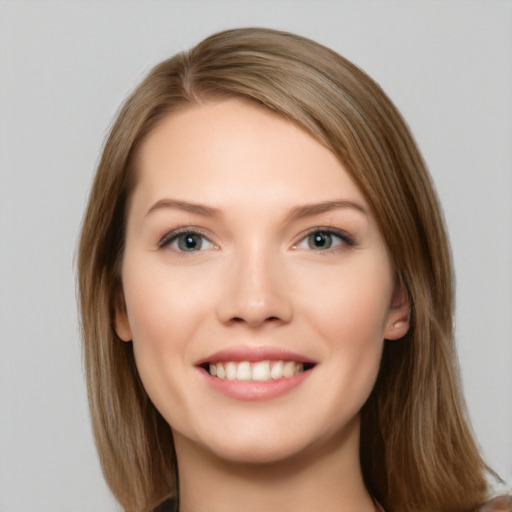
[198,368,312,401]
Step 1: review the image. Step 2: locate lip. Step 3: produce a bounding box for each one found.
[196,345,317,365]
[195,345,317,401]
[199,370,312,401]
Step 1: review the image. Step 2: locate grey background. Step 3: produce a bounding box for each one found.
[0,1,511,510]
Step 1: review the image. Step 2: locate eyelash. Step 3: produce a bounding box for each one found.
[158,227,216,252]
[158,227,355,253]
[293,228,355,251]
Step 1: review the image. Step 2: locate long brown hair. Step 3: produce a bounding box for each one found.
[78,27,488,512]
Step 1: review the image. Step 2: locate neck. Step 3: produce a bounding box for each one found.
[173,417,375,512]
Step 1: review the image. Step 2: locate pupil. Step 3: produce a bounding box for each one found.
[310,232,331,249]
[180,233,201,251]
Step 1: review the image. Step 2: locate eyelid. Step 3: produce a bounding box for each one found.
[157,225,354,252]
[292,227,355,250]
[158,226,217,250]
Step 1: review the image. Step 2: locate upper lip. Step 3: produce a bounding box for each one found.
[196,345,318,365]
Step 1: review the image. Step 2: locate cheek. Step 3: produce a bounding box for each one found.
[122,258,211,351]
[120,260,210,410]
[299,259,392,410]
[302,257,394,346]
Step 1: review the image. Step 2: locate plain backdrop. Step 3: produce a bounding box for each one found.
[0,1,511,510]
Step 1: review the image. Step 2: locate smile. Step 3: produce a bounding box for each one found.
[208,360,309,381]
[196,346,317,400]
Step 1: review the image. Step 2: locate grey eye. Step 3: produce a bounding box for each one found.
[176,233,204,251]
[307,231,334,250]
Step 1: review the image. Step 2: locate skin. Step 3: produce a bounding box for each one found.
[115,98,409,512]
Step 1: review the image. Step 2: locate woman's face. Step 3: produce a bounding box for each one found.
[116,98,409,464]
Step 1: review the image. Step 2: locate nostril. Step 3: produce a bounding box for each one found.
[230,315,281,324]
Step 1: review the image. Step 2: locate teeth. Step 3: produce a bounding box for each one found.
[216,364,225,379]
[236,361,252,381]
[270,360,283,379]
[207,360,305,381]
[225,362,237,380]
[283,361,295,378]
[252,361,271,381]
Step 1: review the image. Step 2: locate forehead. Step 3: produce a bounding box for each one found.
[132,98,367,212]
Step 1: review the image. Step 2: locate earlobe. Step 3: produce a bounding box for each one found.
[115,310,132,342]
[114,293,132,342]
[384,281,410,341]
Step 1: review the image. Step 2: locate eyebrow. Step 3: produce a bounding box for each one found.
[146,199,223,218]
[145,198,367,220]
[286,200,368,221]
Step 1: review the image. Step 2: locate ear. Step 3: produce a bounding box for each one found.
[383,280,410,341]
[114,291,132,342]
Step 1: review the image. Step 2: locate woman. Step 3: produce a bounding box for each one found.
[77,28,509,512]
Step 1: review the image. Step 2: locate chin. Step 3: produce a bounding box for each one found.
[179,411,360,468]
[208,437,305,465]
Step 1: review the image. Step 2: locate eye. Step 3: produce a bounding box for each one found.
[293,229,353,251]
[159,229,216,252]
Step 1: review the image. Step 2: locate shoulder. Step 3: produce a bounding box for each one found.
[478,495,512,512]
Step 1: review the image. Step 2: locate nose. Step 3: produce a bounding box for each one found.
[216,247,294,328]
